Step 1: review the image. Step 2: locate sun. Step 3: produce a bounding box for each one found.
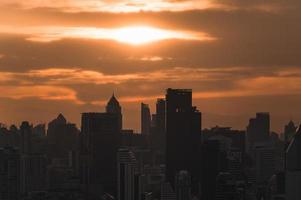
[110,26,189,45]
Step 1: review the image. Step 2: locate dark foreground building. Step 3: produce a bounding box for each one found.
[165,88,202,194]
[80,95,122,197]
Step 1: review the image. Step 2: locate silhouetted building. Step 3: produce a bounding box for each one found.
[267,172,285,200]
[203,127,245,180]
[253,143,276,184]
[286,125,301,200]
[117,148,137,200]
[0,146,20,200]
[47,114,79,160]
[156,98,166,133]
[215,172,239,200]
[284,120,297,144]
[246,113,270,152]
[201,139,228,200]
[20,121,32,155]
[175,171,192,200]
[33,124,46,137]
[141,103,151,136]
[81,111,122,196]
[106,93,122,129]
[165,88,202,193]
[20,154,47,195]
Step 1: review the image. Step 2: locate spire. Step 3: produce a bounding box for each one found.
[106,93,121,114]
[56,113,67,124]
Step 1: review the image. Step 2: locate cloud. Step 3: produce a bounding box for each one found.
[0,85,81,103]
[0,0,213,12]
[0,66,300,104]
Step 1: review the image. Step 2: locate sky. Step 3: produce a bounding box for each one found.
[0,0,301,132]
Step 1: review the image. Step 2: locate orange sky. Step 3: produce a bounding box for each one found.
[0,0,300,132]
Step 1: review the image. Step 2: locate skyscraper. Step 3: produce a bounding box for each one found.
[20,121,32,155]
[81,95,122,196]
[141,103,151,135]
[117,148,137,200]
[246,112,270,151]
[106,93,122,129]
[0,147,20,200]
[284,120,297,143]
[156,98,166,133]
[20,154,47,195]
[165,88,202,193]
[47,114,79,160]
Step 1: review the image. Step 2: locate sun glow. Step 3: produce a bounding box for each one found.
[110,26,194,45]
[2,25,213,44]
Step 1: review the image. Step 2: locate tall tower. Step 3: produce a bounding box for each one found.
[165,88,202,193]
[156,98,166,133]
[81,112,122,196]
[141,103,151,135]
[246,112,270,152]
[20,121,32,155]
[106,93,122,129]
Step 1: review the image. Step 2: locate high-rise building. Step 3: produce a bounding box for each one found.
[0,147,20,200]
[81,96,122,196]
[32,124,46,137]
[175,171,192,200]
[253,143,276,184]
[215,172,239,200]
[201,139,228,200]
[156,98,166,133]
[20,121,32,155]
[106,93,122,129]
[117,148,137,200]
[47,114,79,160]
[165,88,202,193]
[141,103,151,135]
[203,127,245,180]
[246,113,270,152]
[284,120,297,144]
[286,125,301,200]
[20,154,47,195]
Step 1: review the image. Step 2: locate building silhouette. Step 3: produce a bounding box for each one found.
[246,113,270,152]
[47,114,79,162]
[215,172,239,200]
[117,148,137,200]
[165,88,202,193]
[20,121,32,155]
[175,171,192,200]
[0,146,20,200]
[253,143,276,184]
[141,103,151,136]
[20,154,47,195]
[284,120,297,144]
[286,125,301,200]
[81,95,122,196]
[156,98,166,133]
[106,93,123,129]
